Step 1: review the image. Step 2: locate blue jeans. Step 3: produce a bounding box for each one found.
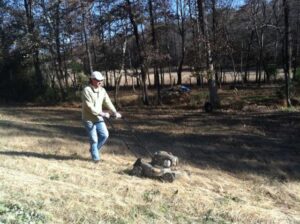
[83,121,109,161]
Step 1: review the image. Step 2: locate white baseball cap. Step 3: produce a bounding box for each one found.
[91,71,105,81]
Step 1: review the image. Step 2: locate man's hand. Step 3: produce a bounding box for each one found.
[114,112,122,119]
[100,112,110,119]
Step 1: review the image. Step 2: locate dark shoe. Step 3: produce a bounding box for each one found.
[93,160,100,164]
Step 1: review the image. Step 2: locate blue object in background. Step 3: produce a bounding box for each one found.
[180,85,191,93]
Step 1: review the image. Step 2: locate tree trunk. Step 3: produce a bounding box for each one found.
[124,70,128,86]
[24,0,44,94]
[54,1,66,100]
[80,0,93,74]
[283,0,292,107]
[197,0,220,107]
[114,38,127,107]
[125,0,149,105]
[225,28,237,86]
[292,12,300,80]
[244,31,254,83]
[176,0,185,85]
[240,42,244,84]
[148,0,161,104]
[255,29,264,85]
[160,67,164,86]
[147,72,151,86]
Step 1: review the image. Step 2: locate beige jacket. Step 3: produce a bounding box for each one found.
[81,85,117,122]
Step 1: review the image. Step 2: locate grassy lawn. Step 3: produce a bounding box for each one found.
[0,86,300,223]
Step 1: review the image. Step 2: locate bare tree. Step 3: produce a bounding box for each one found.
[79,0,93,74]
[124,0,149,105]
[197,0,220,108]
[148,0,161,104]
[175,0,187,85]
[283,0,292,106]
[24,0,44,93]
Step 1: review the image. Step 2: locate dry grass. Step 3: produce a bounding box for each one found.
[1,87,300,223]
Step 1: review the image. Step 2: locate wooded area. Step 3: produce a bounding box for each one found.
[1,1,300,223]
[0,0,299,106]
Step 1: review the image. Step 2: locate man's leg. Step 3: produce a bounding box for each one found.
[84,121,100,161]
[95,121,109,154]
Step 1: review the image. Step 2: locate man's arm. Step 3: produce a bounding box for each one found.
[103,90,117,113]
[103,90,122,118]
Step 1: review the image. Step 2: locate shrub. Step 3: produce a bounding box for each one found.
[35,86,61,104]
[276,83,296,99]
[265,64,278,81]
[294,67,300,82]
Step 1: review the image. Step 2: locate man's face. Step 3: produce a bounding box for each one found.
[91,78,103,88]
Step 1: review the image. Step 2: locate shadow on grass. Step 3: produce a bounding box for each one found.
[108,110,300,181]
[0,150,90,162]
[0,120,86,142]
[1,106,300,181]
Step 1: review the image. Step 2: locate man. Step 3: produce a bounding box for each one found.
[82,71,122,163]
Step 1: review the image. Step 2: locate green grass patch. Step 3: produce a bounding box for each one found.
[142,189,160,203]
[105,217,128,224]
[202,209,233,224]
[48,173,69,181]
[242,95,275,102]
[0,201,47,224]
[128,205,159,223]
[241,94,280,106]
